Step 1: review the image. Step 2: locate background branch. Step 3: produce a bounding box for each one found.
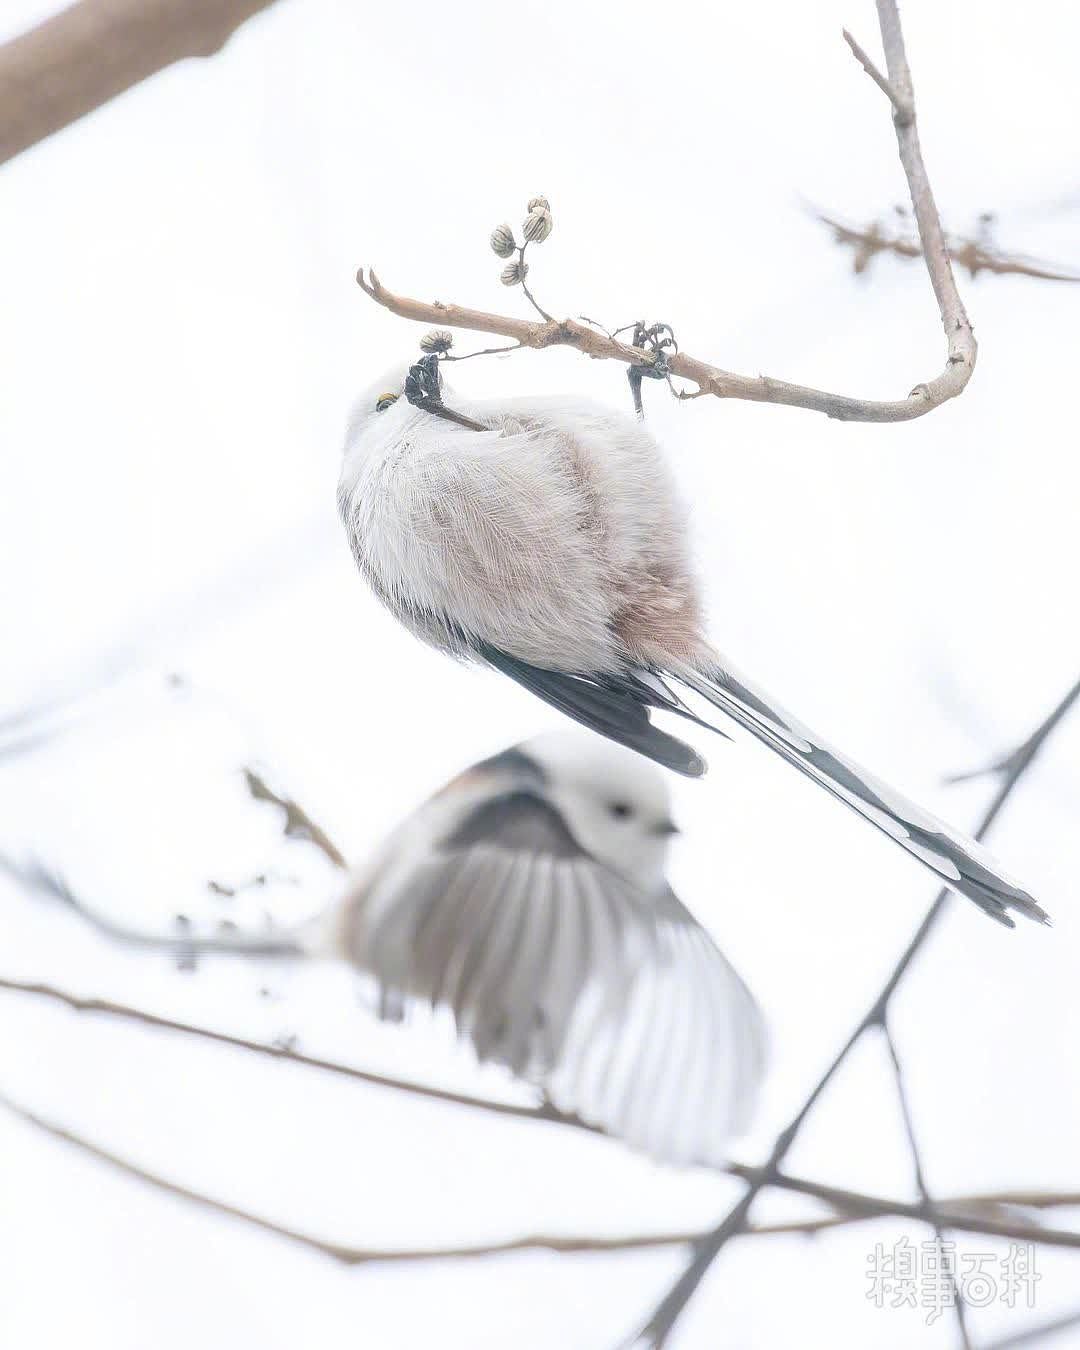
[4,972,1080,1255]
[0,972,564,1126]
[0,0,281,168]
[882,1018,970,1348]
[241,766,348,870]
[815,207,1080,283]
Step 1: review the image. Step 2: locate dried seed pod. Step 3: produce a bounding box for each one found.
[500,259,529,286]
[527,196,550,213]
[522,208,553,243]
[489,224,516,258]
[419,329,454,354]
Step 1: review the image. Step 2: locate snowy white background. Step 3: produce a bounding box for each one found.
[2,1,1079,1346]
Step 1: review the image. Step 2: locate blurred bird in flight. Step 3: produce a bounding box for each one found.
[7,730,767,1167]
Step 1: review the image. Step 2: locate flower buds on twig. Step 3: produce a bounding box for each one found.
[500,259,529,287]
[489,224,516,258]
[419,329,455,354]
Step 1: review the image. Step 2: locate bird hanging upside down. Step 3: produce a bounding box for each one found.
[337,358,1047,928]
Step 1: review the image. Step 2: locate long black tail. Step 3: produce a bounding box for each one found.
[671,660,1047,928]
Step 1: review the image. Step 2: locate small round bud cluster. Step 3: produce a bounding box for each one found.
[522,207,552,243]
[500,259,529,287]
[489,197,551,300]
[489,224,516,258]
[419,329,454,354]
[522,195,553,244]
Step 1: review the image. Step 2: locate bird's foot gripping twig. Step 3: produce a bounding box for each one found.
[403,355,486,432]
[623,322,678,418]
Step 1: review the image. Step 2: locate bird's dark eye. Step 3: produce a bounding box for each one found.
[375,392,399,412]
[608,801,634,820]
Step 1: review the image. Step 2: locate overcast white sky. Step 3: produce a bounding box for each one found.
[2,1,1080,1347]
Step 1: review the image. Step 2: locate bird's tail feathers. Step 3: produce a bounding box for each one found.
[669,660,1048,928]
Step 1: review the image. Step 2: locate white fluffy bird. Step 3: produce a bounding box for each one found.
[337,360,1047,928]
[327,729,767,1165]
[9,730,766,1168]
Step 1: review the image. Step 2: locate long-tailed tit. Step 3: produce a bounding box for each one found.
[337,361,1046,927]
[8,731,766,1167]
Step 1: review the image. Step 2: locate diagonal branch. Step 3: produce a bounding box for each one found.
[0,1082,696,1262]
[241,766,349,870]
[4,1076,1080,1282]
[0,0,282,168]
[358,3,975,424]
[4,973,1080,1252]
[618,663,1080,1348]
[882,1018,971,1349]
[0,972,570,1126]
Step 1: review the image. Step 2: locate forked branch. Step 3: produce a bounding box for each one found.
[358,1,975,424]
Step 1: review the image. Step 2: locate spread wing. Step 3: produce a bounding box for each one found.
[353,788,766,1166]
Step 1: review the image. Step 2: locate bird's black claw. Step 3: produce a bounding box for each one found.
[404,354,443,408]
[626,321,678,417]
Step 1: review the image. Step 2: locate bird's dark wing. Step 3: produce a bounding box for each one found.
[473,641,708,777]
[353,789,766,1165]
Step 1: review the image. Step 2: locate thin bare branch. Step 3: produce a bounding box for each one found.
[882,1019,971,1349]
[0,973,564,1126]
[841,28,909,118]
[815,207,1080,283]
[4,972,1080,1257]
[0,854,306,959]
[620,663,1080,1348]
[5,1075,1080,1288]
[946,675,1080,785]
[358,7,975,424]
[0,0,282,168]
[0,1082,698,1262]
[729,1165,1080,1251]
[241,766,349,870]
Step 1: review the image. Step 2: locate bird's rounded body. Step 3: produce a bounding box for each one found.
[338,384,704,674]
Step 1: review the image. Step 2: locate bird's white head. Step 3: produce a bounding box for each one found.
[343,361,419,451]
[520,728,677,892]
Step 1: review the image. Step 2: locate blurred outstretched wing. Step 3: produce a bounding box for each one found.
[354,788,766,1167]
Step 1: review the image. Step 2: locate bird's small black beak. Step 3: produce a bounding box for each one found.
[653,819,680,837]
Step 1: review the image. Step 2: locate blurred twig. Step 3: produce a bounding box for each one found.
[0,1082,694,1261]
[241,766,348,869]
[815,206,1080,283]
[359,2,975,424]
[0,855,305,958]
[619,667,1080,1348]
[0,0,282,168]
[3,973,1080,1253]
[882,1018,971,1349]
[945,676,1080,786]
[4,1071,1080,1274]
[0,972,558,1125]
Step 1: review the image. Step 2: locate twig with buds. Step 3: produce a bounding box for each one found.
[360,2,977,424]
